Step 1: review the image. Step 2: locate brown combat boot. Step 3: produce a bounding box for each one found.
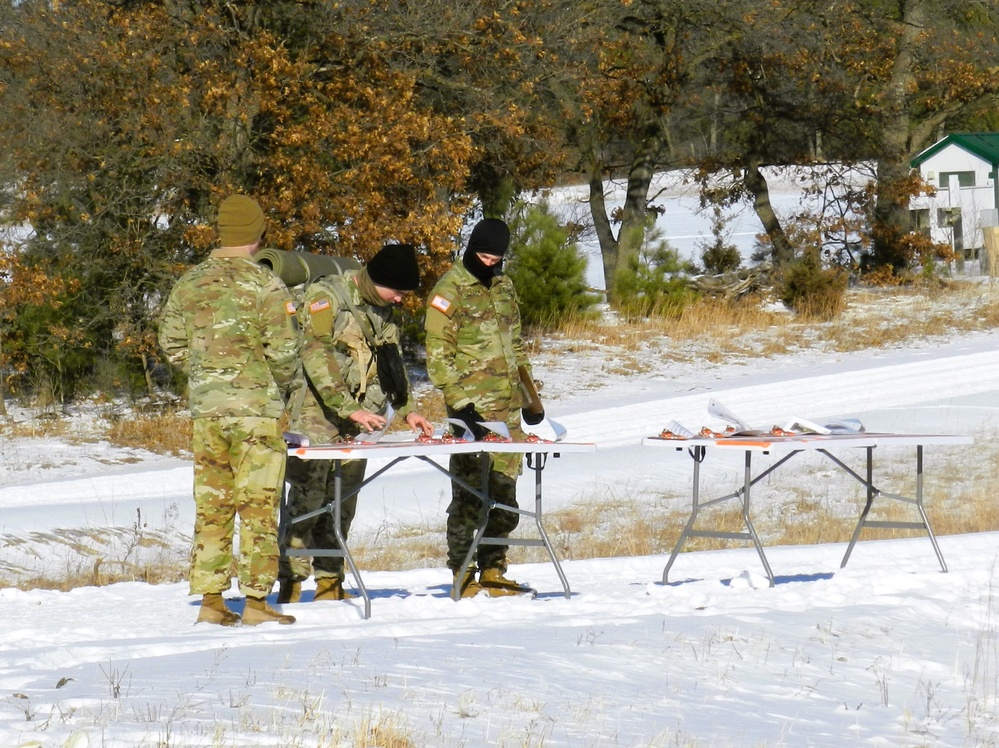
[479,567,534,597]
[314,578,354,601]
[276,579,301,604]
[241,596,296,626]
[452,568,484,599]
[196,593,241,626]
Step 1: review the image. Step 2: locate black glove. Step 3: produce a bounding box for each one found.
[375,343,409,408]
[522,408,545,426]
[451,403,487,440]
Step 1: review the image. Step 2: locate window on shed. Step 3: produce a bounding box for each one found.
[939,171,976,189]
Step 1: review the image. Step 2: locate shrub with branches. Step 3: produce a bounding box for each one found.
[779,251,848,320]
[506,200,599,328]
[613,221,699,320]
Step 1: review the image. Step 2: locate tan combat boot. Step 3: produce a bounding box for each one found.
[452,568,484,599]
[276,579,301,604]
[196,593,241,626]
[479,568,534,597]
[314,578,354,601]
[241,596,296,626]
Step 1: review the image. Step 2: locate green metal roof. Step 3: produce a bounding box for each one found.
[911,132,999,168]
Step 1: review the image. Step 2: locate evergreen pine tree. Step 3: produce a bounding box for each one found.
[507,201,598,327]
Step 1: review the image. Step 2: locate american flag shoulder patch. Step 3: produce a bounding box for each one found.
[430,294,454,316]
[309,298,331,314]
[284,301,297,315]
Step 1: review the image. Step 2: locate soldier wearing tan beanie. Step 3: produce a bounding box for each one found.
[217,194,266,247]
[158,192,301,626]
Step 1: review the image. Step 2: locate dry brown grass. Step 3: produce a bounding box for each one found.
[538,279,999,367]
[102,408,193,456]
[7,556,188,593]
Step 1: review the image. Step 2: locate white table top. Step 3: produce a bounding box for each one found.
[291,438,597,460]
[641,432,974,452]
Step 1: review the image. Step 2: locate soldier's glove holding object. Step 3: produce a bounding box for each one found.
[518,365,545,427]
[522,407,545,426]
[453,403,488,440]
[375,343,409,408]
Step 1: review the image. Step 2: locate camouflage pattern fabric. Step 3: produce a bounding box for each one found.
[158,249,302,418]
[425,261,535,570]
[445,453,519,571]
[282,270,416,581]
[158,248,303,597]
[279,456,366,582]
[290,270,413,443]
[189,416,287,596]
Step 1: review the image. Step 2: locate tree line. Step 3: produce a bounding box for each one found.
[1,0,997,408]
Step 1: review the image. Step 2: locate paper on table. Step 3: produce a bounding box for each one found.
[665,420,696,439]
[547,418,567,442]
[283,431,310,447]
[707,398,752,432]
[823,418,866,434]
[480,421,510,439]
[442,418,476,442]
[354,404,395,443]
[440,419,510,441]
[782,417,832,435]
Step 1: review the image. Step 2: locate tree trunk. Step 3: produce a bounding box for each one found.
[142,351,156,401]
[744,159,795,269]
[871,0,926,272]
[587,157,618,300]
[587,134,660,304]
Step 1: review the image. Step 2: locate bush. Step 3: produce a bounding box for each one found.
[614,223,700,320]
[779,252,848,319]
[506,200,599,328]
[699,204,742,274]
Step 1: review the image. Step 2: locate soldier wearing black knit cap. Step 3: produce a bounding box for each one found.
[278,243,434,604]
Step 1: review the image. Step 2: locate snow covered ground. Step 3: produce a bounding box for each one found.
[3,173,999,746]
[3,308,999,746]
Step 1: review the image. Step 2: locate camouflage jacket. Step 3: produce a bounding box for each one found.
[291,270,413,443]
[425,261,532,424]
[158,249,302,419]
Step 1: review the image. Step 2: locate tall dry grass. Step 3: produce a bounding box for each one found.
[538,278,999,366]
[103,408,193,455]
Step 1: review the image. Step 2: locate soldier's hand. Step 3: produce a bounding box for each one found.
[405,412,434,437]
[349,409,387,432]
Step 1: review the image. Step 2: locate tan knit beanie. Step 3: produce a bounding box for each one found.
[217,195,265,247]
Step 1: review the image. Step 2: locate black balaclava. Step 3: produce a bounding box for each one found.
[461,218,510,287]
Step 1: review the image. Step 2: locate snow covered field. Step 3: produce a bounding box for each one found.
[3,309,999,746]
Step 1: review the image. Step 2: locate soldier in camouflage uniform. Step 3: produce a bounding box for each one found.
[158,194,302,627]
[424,218,545,598]
[278,243,433,604]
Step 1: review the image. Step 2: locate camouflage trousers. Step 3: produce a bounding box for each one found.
[446,452,522,572]
[189,416,286,597]
[279,456,366,582]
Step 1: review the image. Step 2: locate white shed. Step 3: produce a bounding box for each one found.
[909,132,999,262]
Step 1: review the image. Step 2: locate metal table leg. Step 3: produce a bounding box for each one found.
[837,445,947,572]
[664,446,796,586]
[435,451,570,600]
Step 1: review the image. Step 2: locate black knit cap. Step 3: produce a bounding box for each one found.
[366,243,421,291]
[467,218,510,257]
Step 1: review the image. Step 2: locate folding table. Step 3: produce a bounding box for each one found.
[283,438,596,617]
[642,432,973,586]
